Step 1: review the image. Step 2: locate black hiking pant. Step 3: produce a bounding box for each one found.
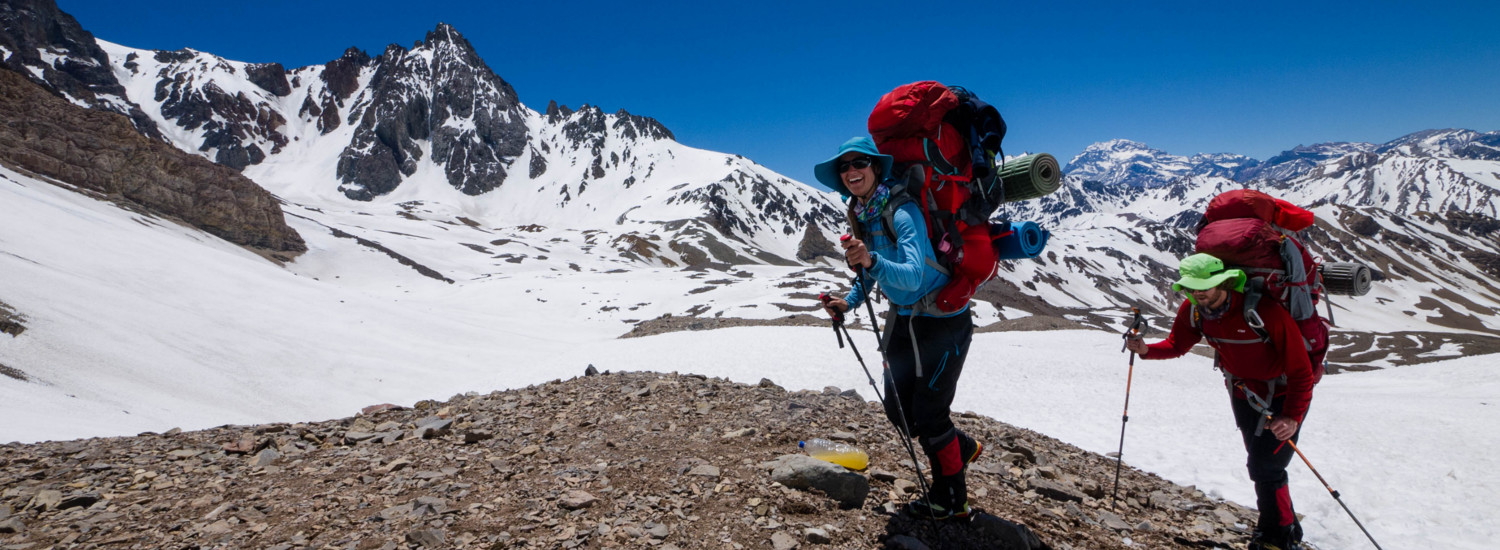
[1231,394,1305,543]
[883,312,976,507]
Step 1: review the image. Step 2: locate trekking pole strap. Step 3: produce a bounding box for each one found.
[1232,379,1278,436]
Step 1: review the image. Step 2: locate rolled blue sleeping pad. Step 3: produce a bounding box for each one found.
[995,221,1049,260]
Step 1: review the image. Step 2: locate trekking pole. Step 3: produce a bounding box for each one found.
[820,292,846,349]
[1237,390,1385,550]
[821,289,933,513]
[1111,307,1147,510]
[821,293,881,400]
[836,235,935,515]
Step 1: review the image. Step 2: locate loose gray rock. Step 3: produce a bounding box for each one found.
[29,490,61,511]
[804,527,831,544]
[763,454,869,509]
[1030,478,1086,502]
[406,528,445,547]
[771,531,800,550]
[722,427,757,439]
[1097,510,1133,531]
[970,513,1049,549]
[0,518,24,534]
[687,464,721,478]
[829,431,858,443]
[413,418,453,439]
[559,490,598,510]
[250,447,280,468]
[58,492,100,510]
[463,430,494,444]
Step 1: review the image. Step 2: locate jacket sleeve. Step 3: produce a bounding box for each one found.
[867,202,931,293]
[1264,302,1315,422]
[1143,299,1203,360]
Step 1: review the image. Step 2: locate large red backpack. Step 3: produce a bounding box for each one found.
[1193,189,1330,382]
[865,81,1010,313]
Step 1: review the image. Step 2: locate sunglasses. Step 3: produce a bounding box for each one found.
[836,157,874,173]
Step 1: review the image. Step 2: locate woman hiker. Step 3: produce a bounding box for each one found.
[815,136,983,520]
[1126,253,1317,550]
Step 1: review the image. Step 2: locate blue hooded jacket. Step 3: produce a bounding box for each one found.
[843,194,963,318]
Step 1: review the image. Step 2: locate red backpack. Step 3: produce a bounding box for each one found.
[1193,189,1330,381]
[865,81,1010,313]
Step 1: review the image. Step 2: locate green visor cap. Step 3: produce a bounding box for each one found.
[1171,253,1247,293]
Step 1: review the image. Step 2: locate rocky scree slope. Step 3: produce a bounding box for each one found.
[0,66,305,253]
[0,372,1266,550]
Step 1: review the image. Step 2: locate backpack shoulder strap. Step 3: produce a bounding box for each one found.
[1241,281,1270,341]
[880,199,950,278]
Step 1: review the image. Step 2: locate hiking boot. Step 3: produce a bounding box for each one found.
[904,498,972,520]
[959,432,983,467]
[1248,531,1303,550]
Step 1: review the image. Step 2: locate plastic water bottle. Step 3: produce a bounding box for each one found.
[799,438,869,471]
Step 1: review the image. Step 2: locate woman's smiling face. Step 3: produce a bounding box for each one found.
[838,153,878,200]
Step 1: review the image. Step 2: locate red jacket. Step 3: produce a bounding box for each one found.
[1143,293,1316,422]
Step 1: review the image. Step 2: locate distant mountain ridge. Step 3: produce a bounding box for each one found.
[1062,128,1500,188]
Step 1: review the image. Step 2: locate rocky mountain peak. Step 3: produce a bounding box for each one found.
[336,23,528,200]
[1064,139,1191,188]
[421,22,467,48]
[612,108,675,142]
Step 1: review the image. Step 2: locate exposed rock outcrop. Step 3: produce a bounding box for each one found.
[0,300,24,338]
[0,0,163,140]
[0,67,305,253]
[0,371,1264,549]
[796,222,840,263]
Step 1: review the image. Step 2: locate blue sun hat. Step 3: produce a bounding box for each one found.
[813,137,894,198]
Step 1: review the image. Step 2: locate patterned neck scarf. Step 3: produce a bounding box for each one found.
[854,184,891,224]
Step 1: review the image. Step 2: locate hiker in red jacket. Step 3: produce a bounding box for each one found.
[1126,253,1315,550]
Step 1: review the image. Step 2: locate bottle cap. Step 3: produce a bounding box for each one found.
[798,440,806,448]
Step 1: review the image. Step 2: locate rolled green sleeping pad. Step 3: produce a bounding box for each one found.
[995,153,1062,203]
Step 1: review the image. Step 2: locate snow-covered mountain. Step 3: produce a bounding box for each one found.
[4,5,1499,547]
[1001,130,1500,367]
[3,4,847,271]
[5,0,1500,433]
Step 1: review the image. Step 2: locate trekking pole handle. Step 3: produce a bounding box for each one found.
[1121,307,1145,352]
[819,292,845,324]
[819,292,845,348]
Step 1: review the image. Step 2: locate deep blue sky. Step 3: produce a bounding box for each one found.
[59,1,1500,188]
